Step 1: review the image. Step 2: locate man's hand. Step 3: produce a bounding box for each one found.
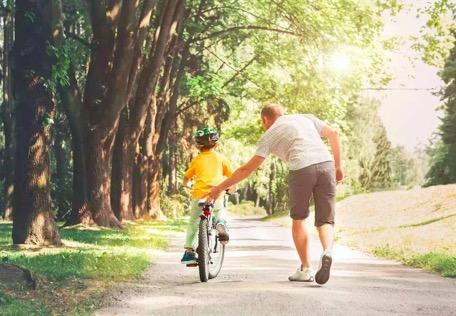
[208,185,223,202]
[336,167,344,183]
[227,186,237,194]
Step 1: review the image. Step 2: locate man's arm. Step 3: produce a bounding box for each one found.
[207,155,265,200]
[320,126,344,183]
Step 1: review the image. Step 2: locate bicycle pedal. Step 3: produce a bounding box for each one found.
[186,263,198,267]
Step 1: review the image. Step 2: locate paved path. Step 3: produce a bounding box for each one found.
[97,217,456,316]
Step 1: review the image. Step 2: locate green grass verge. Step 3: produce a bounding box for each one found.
[0,219,186,315]
[227,201,267,217]
[372,245,456,277]
[0,291,50,315]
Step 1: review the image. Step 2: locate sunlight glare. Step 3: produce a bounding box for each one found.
[329,53,351,72]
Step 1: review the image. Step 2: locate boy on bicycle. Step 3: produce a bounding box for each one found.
[181,127,234,265]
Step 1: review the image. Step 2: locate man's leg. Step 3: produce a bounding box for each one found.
[317,223,334,252]
[313,162,337,284]
[292,219,311,268]
[288,165,316,281]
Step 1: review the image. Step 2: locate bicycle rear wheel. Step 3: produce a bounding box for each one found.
[197,218,210,282]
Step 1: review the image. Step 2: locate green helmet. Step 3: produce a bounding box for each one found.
[195,127,219,148]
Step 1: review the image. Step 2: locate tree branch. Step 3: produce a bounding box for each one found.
[198,25,298,41]
[222,55,256,88]
[64,31,91,48]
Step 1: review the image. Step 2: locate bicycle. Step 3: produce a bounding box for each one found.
[192,200,226,282]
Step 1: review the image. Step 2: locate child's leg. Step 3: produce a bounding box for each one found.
[212,198,227,227]
[184,199,201,249]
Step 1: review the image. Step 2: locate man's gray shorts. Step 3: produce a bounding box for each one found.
[288,161,336,226]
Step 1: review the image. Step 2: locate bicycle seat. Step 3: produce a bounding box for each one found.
[198,200,213,208]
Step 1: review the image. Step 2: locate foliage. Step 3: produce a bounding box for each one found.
[413,0,455,67]
[426,35,456,185]
[160,192,190,219]
[426,141,456,186]
[390,146,426,188]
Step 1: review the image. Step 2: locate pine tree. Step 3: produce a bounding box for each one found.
[426,35,456,185]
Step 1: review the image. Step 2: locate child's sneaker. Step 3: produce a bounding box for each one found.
[216,222,229,244]
[181,250,196,264]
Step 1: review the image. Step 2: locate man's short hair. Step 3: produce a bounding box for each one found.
[261,103,285,119]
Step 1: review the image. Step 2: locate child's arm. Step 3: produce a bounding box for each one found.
[183,176,192,188]
[183,159,196,188]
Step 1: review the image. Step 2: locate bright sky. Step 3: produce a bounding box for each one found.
[370,0,444,151]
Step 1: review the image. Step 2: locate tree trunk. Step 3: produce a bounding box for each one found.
[1,0,14,220]
[12,0,61,246]
[53,121,67,219]
[147,157,163,219]
[112,110,136,221]
[133,153,148,218]
[51,1,88,226]
[267,161,275,215]
[84,129,122,227]
[167,131,178,195]
[58,68,88,226]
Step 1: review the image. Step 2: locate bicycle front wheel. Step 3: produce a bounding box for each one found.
[197,218,210,282]
[208,231,225,279]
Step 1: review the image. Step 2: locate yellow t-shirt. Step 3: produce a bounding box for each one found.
[184,150,233,198]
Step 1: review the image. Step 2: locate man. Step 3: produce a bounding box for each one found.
[208,104,343,285]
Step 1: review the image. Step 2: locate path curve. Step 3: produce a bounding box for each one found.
[96,217,456,316]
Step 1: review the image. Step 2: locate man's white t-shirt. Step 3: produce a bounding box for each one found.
[255,114,333,170]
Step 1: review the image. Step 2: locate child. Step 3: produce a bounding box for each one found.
[181,127,233,264]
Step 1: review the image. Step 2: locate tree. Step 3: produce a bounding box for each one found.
[1,0,14,220]
[55,0,184,227]
[370,125,393,189]
[426,37,456,185]
[12,0,61,245]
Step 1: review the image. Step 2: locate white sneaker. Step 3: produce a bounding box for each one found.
[288,266,315,282]
[315,250,332,285]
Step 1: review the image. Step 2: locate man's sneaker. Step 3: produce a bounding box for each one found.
[315,251,332,285]
[216,222,229,244]
[289,266,315,282]
[181,250,196,264]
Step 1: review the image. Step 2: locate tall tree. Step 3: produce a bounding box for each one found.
[110,0,185,221]
[51,0,184,227]
[12,0,61,245]
[1,0,14,220]
[426,37,456,185]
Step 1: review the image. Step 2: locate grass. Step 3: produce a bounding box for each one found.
[335,184,456,277]
[227,201,268,217]
[0,219,186,315]
[0,291,50,315]
[373,245,456,277]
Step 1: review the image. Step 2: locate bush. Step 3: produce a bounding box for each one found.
[161,192,190,218]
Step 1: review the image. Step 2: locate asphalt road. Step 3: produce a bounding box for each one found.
[96,217,456,316]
